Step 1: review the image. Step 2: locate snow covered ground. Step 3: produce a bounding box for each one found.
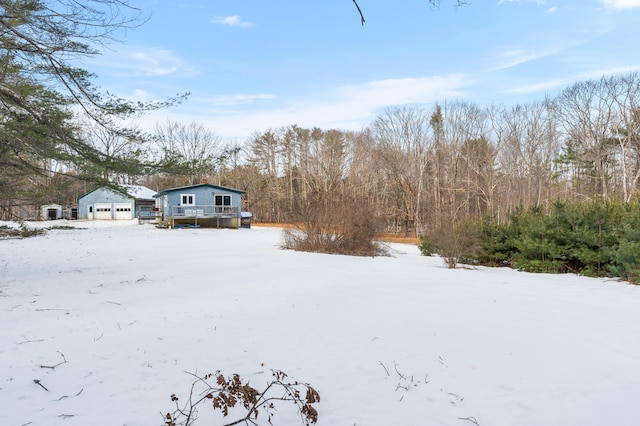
[1,219,640,426]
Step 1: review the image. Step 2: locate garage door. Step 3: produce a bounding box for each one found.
[94,203,112,220]
[114,203,133,220]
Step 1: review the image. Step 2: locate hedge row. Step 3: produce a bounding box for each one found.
[421,200,640,283]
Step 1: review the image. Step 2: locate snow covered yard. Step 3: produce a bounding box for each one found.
[1,220,640,426]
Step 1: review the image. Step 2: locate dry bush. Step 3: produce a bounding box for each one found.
[281,189,387,257]
[421,219,482,268]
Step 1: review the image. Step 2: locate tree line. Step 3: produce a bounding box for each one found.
[3,2,640,233]
[211,72,640,236]
[4,69,640,235]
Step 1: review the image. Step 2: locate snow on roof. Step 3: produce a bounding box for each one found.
[123,185,157,200]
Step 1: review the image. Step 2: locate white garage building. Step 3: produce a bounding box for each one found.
[77,185,156,220]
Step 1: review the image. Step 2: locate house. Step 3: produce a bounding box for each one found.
[153,183,245,228]
[77,185,157,220]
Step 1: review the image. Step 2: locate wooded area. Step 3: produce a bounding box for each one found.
[4,71,640,237]
[3,1,640,240]
[213,72,640,236]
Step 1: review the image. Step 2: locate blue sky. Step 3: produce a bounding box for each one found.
[84,0,640,140]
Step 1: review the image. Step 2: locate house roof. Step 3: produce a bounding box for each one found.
[153,183,245,197]
[123,185,157,200]
[79,185,157,201]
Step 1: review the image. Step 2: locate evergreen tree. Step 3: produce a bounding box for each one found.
[0,0,185,203]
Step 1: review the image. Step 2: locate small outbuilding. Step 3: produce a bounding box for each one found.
[241,211,252,228]
[154,183,245,228]
[78,185,157,220]
[41,204,63,220]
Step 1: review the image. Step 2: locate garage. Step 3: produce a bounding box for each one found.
[78,185,156,220]
[94,203,112,220]
[114,203,133,220]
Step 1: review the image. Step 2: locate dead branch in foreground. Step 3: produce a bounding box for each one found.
[163,369,320,426]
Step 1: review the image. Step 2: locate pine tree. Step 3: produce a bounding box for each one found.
[0,0,185,203]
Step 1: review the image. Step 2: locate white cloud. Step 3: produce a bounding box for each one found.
[90,47,197,78]
[206,93,275,106]
[506,65,640,96]
[506,78,569,95]
[599,0,640,9]
[132,89,152,101]
[489,47,559,71]
[545,6,557,13]
[335,75,468,109]
[578,64,640,79]
[153,74,470,138]
[212,15,255,27]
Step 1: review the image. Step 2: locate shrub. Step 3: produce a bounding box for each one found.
[420,219,483,269]
[467,200,640,282]
[282,189,387,257]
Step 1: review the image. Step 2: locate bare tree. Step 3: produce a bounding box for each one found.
[247,128,284,222]
[433,100,488,223]
[371,106,431,235]
[606,73,640,201]
[556,78,618,200]
[154,120,223,187]
[496,100,560,209]
[77,115,147,183]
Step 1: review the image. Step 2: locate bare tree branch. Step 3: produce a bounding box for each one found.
[352,0,472,25]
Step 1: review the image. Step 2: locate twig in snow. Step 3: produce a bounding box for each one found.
[395,383,409,391]
[58,414,74,419]
[56,388,84,401]
[105,300,121,305]
[458,416,480,425]
[33,379,49,392]
[40,352,68,369]
[393,361,407,380]
[378,361,390,376]
[439,355,448,368]
[17,335,44,345]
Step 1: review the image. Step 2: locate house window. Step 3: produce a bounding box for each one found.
[181,194,195,205]
[215,195,231,207]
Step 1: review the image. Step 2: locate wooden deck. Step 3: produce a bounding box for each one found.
[164,205,241,228]
[171,205,238,218]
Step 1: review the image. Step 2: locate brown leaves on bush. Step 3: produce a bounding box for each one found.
[164,369,320,426]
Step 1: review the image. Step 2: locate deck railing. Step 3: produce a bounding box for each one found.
[171,205,239,218]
